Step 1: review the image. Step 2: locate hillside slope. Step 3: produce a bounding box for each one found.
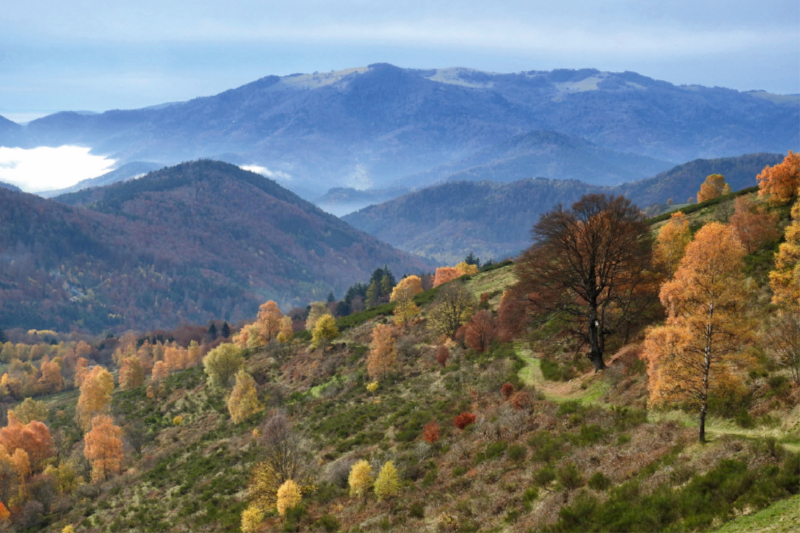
[344,153,784,263]
[4,65,797,195]
[0,160,426,332]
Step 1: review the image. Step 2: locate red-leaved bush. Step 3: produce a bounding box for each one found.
[454,412,476,430]
[422,421,440,444]
[501,382,514,398]
[435,345,450,368]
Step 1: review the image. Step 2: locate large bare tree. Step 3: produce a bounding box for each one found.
[515,194,656,371]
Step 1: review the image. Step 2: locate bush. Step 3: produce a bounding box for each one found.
[556,463,584,490]
[409,502,425,519]
[588,472,612,491]
[532,465,556,487]
[454,412,476,430]
[507,443,527,463]
[313,514,341,532]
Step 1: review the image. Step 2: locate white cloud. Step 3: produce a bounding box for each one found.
[240,164,292,181]
[0,146,116,193]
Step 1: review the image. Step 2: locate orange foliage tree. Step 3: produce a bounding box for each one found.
[37,356,64,393]
[164,344,187,372]
[84,414,123,482]
[76,366,114,431]
[654,212,692,275]
[757,150,800,206]
[465,310,496,352]
[642,222,750,442]
[367,324,397,381]
[697,174,731,203]
[119,356,145,390]
[257,300,285,344]
[433,267,460,288]
[0,502,9,523]
[770,191,800,308]
[0,413,55,468]
[729,196,780,253]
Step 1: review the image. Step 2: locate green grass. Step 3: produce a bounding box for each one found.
[711,494,800,533]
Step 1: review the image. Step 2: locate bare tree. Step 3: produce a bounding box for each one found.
[516,194,657,371]
[427,282,476,339]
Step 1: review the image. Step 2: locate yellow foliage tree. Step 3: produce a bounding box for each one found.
[367,324,397,381]
[757,150,800,206]
[277,316,294,343]
[654,212,692,275]
[276,479,302,516]
[770,190,800,308]
[374,461,400,501]
[392,282,421,327]
[240,505,264,533]
[228,369,264,424]
[390,276,423,302]
[348,459,373,498]
[642,222,750,442]
[455,262,479,277]
[311,315,339,349]
[9,398,48,424]
[305,302,331,332]
[203,343,244,388]
[119,356,144,390]
[697,174,729,203]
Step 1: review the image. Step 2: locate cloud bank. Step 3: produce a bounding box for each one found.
[0,146,116,193]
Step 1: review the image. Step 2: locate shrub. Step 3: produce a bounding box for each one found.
[556,463,584,490]
[510,391,532,411]
[454,412,476,430]
[410,502,425,518]
[500,382,514,398]
[422,421,440,444]
[532,465,555,487]
[436,346,450,368]
[313,514,341,532]
[507,443,527,462]
[588,472,612,491]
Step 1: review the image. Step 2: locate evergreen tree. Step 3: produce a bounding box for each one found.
[221,322,231,338]
[0,327,6,344]
[327,291,336,303]
[365,280,378,309]
[208,323,218,340]
[464,252,481,269]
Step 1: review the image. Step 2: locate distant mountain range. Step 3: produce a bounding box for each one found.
[0,160,426,333]
[343,153,784,263]
[1,64,797,201]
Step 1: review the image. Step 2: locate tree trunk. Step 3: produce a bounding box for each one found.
[699,407,706,443]
[588,310,606,372]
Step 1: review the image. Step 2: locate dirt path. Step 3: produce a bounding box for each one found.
[516,344,800,454]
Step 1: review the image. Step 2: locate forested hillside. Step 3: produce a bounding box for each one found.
[0,160,426,332]
[0,158,797,532]
[345,153,785,263]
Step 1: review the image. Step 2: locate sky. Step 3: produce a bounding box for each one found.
[1,1,798,193]
[1,0,798,122]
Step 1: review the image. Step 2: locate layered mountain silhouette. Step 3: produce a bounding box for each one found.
[343,153,784,263]
[0,160,426,332]
[2,64,797,198]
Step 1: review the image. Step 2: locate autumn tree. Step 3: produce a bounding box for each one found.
[729,196,780,253]
[0,502,9,525]
[76,367,114,431]
[311,315,339,349]
[277,316,293,343]
[38,357,64,393]
[757,150,800,206]
[305,302,332,332]
[374,461,399,501]
[391,276,423,327]
[348,460,373,498]
[74,357,89,388]
[0,413,55,468]
[697,174,730,203]
[654,212,692,275]
[454,412,476,429]
[642,223,750,443]
[766,311,800,385]
[248,413,312,512]
[455,262,479,277]
[435,345,450,368]
[465,310,496,352]
[257,300,285,344]
[119,356,144,390]
[516,194,655,371]
[0,447,20,504]
[228,369,264,423]
[240,505,264,533]
[9,398,48,424]
[367,324,397,381]
[164,344,187,372]
[391,275,423,301]
[433,267,460,287]
[84,414,123,482]
[770,191,800,307]
[276,479,302,517]
[203,343,244,388]
[427,282,475,339]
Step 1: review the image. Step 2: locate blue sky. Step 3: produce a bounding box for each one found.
[1,0,798,122]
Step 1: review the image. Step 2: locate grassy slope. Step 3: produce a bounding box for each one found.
[711,494,800,533]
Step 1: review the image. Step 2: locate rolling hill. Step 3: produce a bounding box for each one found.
[0,160,426,333]
[343,153,785,263]
[2,64,797,197]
